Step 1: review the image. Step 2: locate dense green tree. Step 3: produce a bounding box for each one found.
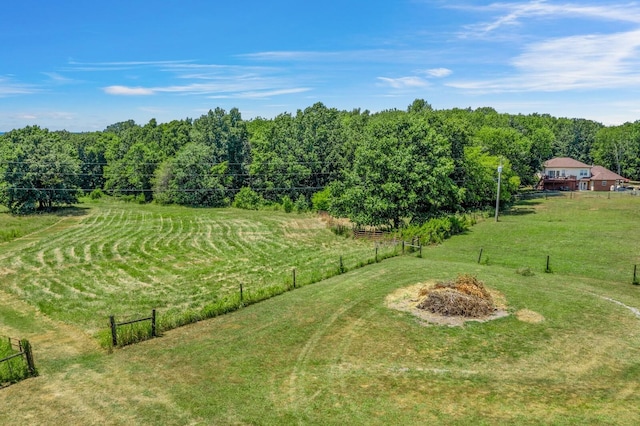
[153,143,230,207]
[65,131,110,192]
[330,110,461,228]
[592,123,640,180]
[461,146,519,209]
[551,118,602,163]
[473,126,534,185]
[0,126,81,213]
[248,103,348,202]
[104,141,156,200]
[191,108,250,191]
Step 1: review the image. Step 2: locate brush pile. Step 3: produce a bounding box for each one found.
[416,274,495,317]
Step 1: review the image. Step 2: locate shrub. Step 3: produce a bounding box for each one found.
[233,187,264,210]
[311,187,331,212]
[282,196,294,213]
[400,214,472,245]
[89,188,104,200]
[295,194,309,213]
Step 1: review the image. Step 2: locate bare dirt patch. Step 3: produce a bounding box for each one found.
[385,281,509,327]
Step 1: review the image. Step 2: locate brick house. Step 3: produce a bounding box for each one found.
[538,157,629,191]
[589,165,630,191]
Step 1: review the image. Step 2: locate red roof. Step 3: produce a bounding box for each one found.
[543,157,591,168]
[590,165,629,182]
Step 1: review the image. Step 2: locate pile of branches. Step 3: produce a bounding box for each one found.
[417,274,495,317]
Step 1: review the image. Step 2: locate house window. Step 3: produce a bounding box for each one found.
[602,181,607,186]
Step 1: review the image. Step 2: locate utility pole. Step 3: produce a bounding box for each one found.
[495,160,503,222]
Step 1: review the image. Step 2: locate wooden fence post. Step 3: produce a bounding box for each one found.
[634,265,638,285]
[478,248,483,264]
[110,315,117,347]
[151,309,157,337]
[340,255,344,273]
[240,284,244,302]
[375,246,379,263]
[293,268,297,288]
[545,255,551,273]
[418,243,422,258]
[402,240,405,254]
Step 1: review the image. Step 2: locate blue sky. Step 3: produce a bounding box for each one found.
[2,0,640,131]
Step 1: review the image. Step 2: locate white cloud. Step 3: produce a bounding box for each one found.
[423,68,452,78]
[449,29,640,92]
[0,76,40,97]
[235,88,312,99]
[42,72,75,84]
[104,85,155,95]
[67,59,195,72]
[377,76,429,89]
[459,1,640,37]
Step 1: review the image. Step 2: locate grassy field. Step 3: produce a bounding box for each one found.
[1,193,639,424]
[0,199,387,335]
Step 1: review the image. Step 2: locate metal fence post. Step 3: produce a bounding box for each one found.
[151,309,157,337]
[21,339,37,377]
[110,315,117,347]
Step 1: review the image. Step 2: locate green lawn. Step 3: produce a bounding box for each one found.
[1,193,639,424]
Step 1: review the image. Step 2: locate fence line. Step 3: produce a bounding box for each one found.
[109,310,157,347]
[0,336,37,386]
[103,241,425,349]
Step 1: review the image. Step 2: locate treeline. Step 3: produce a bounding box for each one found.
[0,100,637,227]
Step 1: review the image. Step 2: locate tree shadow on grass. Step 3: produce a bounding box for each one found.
[503,207,536,216]
[0,205,90,218]
[51,206,90,217]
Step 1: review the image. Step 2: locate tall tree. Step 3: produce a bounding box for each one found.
[153,142,230,207]
[330,110,461,228]
[0,126,80,212]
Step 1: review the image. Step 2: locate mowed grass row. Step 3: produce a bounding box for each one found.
[0,199,387,333]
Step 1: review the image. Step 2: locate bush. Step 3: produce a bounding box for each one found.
[233,187,264,210]
[282,196,294,213]
[311,187,331,212]
[400,214,472,245]
[295,194,309,213]
[89,188,104,200]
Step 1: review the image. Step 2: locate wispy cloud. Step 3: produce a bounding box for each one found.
[234,88,311,99]
[66,59,195,72]
[449,29,640,92]
[458,1,640,37]
[9,111,76,121]
[377,76,429,89]
[89,58,310,98]
[422,68,452,78]
[0,76,40,97]
[240,49,443,64]
[104,85,156,95]
[445,2,640,93]
[42,72,75,84]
